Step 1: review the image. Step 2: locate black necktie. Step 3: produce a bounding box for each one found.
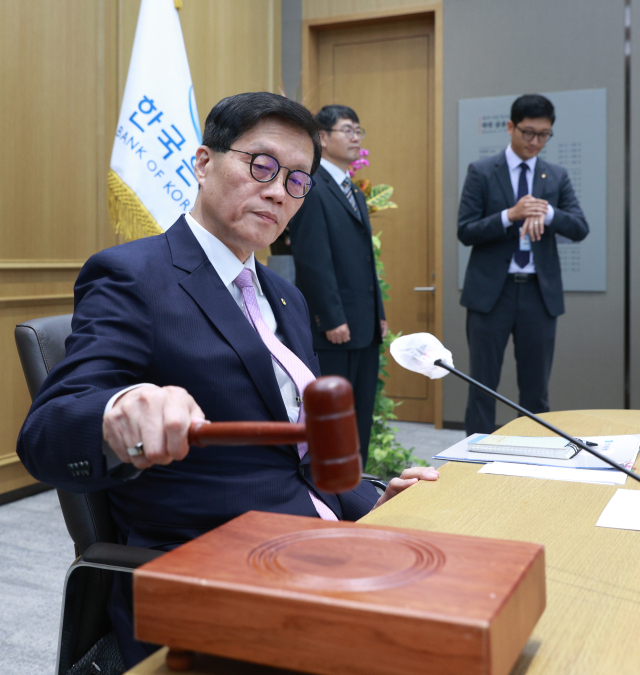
[513,163,530,268]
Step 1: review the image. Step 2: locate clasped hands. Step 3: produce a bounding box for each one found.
[102,384,439,503]
[507,194,549,242]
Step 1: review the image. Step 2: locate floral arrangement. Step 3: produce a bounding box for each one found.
[350,149,398,215]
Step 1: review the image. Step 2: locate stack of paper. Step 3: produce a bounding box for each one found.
[479,462,627,485]
[596,490,640,530]
[434,434,640,471]
[434,434,640,485]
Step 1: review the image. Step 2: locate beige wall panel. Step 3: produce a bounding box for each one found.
[0,0,283,495]
[0,0,118,262]
[303,0,427,20]
[0,267,80,301]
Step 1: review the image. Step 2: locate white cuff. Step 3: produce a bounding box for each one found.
[501,209,511,228]
[104,383,157,415]
[544,204,554,225]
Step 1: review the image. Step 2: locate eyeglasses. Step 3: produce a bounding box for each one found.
[228,149,315,199]
[516,126,554,143]
[329,126,366,140]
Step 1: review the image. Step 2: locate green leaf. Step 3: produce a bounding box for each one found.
[366,185,395,211]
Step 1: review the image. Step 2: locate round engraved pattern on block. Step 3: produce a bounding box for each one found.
[248,528,445,592]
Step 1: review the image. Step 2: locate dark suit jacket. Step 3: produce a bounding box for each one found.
[458,152,589,317]
[17,216,378,552]
[288,165,385,351]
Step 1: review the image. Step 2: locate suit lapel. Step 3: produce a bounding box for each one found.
[319,166,364,224]
[353,185,372,231]
[494,154,516,208]
[166,218,289,423]
[532,158,547,199]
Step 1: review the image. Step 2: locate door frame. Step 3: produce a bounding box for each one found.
[301,3,444,428]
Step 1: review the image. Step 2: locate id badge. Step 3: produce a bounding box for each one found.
[519,230,531,251]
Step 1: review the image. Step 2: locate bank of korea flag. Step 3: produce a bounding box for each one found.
[108,0,201,240]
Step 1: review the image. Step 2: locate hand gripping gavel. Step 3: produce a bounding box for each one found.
[187,375,362,494]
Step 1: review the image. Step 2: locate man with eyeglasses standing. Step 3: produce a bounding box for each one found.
[289,105,387,468]
[458,93,589,436]
[18,93,436,667]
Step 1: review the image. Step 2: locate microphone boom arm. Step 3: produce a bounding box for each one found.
[434,359,640,484]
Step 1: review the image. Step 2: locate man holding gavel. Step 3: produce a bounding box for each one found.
[17,92,438,667]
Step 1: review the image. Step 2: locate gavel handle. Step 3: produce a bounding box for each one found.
[188,421,306,447]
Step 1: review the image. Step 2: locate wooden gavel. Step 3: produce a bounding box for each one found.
[187,375,362,494]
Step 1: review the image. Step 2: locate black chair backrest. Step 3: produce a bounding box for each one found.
[15,315,117,555]
[15,314,73,400]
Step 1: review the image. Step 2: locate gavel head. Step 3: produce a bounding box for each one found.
[304,376,362,494]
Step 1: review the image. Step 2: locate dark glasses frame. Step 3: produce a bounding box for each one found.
[228,149,316,199]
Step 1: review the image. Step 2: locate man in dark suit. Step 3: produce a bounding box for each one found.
[458,94,589,436]
[17,92,437,667]
[288,105,386,466]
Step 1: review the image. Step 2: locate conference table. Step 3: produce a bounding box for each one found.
[126,410,640,675]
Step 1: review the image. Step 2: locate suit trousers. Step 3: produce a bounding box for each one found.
[464,276,557,436]
[317,341,380,467]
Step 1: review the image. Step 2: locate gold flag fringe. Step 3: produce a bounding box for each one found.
[108,170,163,241]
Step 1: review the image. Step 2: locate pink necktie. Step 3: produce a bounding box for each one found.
[235,268,338,521]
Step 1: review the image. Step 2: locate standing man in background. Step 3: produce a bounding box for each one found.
[458,94,589,436]
[289,105,386,467]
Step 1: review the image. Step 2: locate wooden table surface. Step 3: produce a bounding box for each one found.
[127,410,640,675]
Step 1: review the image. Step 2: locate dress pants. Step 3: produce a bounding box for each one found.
[464,276,557,436]
[317,341,380,467]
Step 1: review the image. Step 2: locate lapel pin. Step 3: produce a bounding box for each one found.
[281,298,286,305]
[541,173,546,178]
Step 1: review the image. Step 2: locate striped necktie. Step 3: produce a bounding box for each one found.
[341,177,361,217]
[234,268,338,521]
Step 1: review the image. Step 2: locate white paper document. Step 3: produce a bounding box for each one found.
[596,489,640,531]
[434,434,640,472]
[479,462,627,485]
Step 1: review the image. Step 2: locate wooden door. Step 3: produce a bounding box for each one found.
[306,16,438,423]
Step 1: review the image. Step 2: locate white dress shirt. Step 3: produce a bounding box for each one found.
[105,213,301,424]
[500,145,555,274]
[320,157,351,187]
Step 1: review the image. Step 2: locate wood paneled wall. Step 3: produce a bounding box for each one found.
[302,0,426,20]
[0,0,281,496]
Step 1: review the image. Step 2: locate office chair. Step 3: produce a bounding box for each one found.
[15,315,162,675]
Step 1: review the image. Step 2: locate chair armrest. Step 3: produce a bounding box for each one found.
[81,542,164,569]
[364,479,388,492]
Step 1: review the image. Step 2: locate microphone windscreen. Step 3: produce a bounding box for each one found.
[390,333,454,379]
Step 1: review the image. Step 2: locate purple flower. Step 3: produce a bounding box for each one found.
[349,148,371,174]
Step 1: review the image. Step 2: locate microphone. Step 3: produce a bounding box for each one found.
[390,333,640,484]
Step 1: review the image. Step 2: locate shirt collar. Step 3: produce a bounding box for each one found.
[320,157,351,186]
[184,212,263,294]
[506,144,537,174]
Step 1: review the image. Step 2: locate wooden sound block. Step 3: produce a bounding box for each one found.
[134,511,545,675]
